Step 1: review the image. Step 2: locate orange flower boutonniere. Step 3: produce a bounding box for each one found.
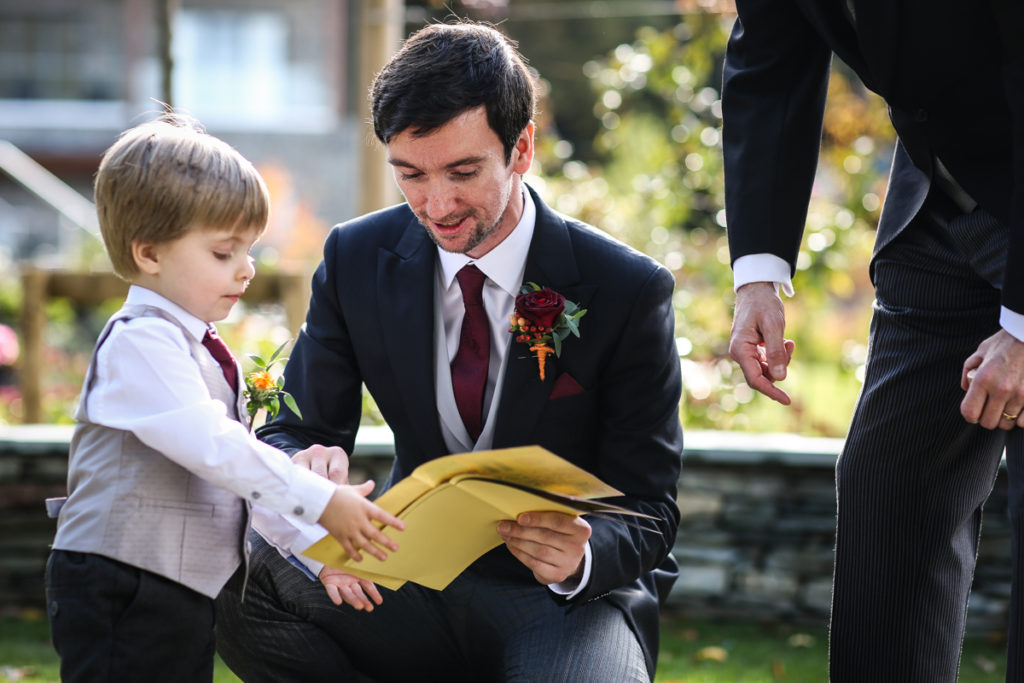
[243,340,302,429]
[509,283,587,380]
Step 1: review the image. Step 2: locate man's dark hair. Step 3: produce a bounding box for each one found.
[371,22,536,163]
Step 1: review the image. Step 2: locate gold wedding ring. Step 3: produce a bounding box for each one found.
[1003,411,1019,421]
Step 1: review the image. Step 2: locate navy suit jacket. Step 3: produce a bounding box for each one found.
[722,0,1024,310]
[260,185,683,677]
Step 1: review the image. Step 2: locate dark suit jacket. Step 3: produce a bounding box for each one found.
[259,185,683,677]
[722,0,1024,310]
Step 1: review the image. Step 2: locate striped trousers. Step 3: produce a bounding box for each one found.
[829,193,1024,682]
[215,534,649,682]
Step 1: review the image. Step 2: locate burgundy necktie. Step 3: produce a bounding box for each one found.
[202,329,238,392]
[451,265,490,441]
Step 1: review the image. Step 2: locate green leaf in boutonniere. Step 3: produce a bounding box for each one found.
[508,283,587,380]
[243,339,302,430]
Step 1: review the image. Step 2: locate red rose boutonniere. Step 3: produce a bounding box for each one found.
[509,283,587,380]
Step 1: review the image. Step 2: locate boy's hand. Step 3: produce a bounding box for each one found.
[317,481,404,563]
[292,444,349,484]
[319,566,384,611]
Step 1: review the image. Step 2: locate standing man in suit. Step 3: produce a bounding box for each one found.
[722,1,1023,680]
[215,21,683,682]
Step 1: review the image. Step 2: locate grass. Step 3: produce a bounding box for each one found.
[0,608,1008,682]
[655,611,1008,682]
[0,608,240,683]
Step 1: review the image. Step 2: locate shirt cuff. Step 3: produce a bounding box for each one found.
[733,254,794,297]
[1001,307,1024,342]
[548,542,592,599]
[253,508,327,578]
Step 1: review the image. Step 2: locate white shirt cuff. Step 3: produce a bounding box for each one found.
[547,542,592,599]
[253,508,327,577]
[1001,307,1024,342]
[733,254,794,297]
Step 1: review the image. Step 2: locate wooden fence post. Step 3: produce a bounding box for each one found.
[17,269,307,424]
[20,269,49,424]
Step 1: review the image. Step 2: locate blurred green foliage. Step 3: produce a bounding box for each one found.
[4,11,894,438]
[533,12,894,437]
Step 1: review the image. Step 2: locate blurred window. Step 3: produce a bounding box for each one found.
[174,9,337,131]
[0,7,123,101]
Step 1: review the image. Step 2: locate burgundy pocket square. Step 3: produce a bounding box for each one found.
[549,373,584,400]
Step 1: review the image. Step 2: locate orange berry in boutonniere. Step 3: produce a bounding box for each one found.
[509,283,587,380]
[243,339,302,430]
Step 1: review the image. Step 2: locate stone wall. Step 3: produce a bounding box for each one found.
[0,425,1012,635]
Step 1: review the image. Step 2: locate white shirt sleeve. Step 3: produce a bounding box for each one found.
[253,507,328,578]
[87,317,336,525]
[732,253,795,297]
[736,255,1024,343]
[1001,307,1024,342]
[547,542,592,599]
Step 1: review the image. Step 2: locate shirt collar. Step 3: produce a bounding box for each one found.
[437,185,536,298]
[125,285,212,343]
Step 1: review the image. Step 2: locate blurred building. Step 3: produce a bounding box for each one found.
[0,0,402,269]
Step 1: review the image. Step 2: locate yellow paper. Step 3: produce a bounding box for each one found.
[301,445,647,591]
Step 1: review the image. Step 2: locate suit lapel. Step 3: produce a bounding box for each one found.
[377,217,449,458]
[492,188,596,448]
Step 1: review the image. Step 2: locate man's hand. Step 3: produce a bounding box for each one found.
[961,329,1024,430]
[497,511,591,585]
[319,566,384,611]
[729,282,796,405]
[292,444,349,484]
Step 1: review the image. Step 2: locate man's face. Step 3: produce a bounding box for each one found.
[386,106,534,258]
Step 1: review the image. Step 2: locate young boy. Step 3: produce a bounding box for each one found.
[44,114,404,682]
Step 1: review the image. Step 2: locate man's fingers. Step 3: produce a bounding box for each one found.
[734,343,792,405]
[293,446,350,484]
[324,583,343,606]
[762,339,790,381]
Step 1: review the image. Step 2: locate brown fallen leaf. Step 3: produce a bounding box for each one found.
[694,645,728,663]
[974,655,996,674]
[787,633,815,648]
[1,667,37,682]
[772,657,786,680]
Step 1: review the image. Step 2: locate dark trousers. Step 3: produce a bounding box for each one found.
[215,533,648,682]
[45,550,216,683]
[829,192,1024,682]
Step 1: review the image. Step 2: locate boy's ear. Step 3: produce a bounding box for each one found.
[131,241,161,275]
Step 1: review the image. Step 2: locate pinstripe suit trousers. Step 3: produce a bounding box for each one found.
[214,533,649,682]
[828,193,1024,682]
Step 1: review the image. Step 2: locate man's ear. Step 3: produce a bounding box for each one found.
[132,241,161,275]
[511,121,535,175]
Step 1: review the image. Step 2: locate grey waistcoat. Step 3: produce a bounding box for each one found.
[51,305,251,598]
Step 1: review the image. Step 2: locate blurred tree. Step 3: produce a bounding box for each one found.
[531,11,895,436]
[404,0,678,161]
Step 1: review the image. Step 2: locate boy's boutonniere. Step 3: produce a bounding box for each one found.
[509,283,587,380]
[243,340,302,429]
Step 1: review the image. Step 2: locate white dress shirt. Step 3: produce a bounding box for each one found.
[733,253,1024,341]
[90,286,336,525]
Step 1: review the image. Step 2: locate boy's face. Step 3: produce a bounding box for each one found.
[133,225,259,323]
[386,106,534,259]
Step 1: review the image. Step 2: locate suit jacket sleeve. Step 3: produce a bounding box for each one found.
[257,227,364,456]
[721,0,833,273]
[993,0,1024,313]
[559,260,683,605]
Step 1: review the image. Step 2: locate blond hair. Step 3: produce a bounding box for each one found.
[94,113,270,280]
